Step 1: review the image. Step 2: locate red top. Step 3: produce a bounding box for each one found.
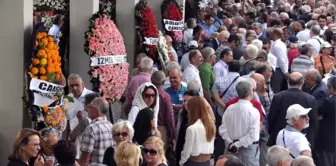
[224,98,263,122]
[288,48,300,68]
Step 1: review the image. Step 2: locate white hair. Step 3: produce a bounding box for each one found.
[187,79,201,92]
[251,39,263,50]
[246,78,257,89]
[140,57,154,72]
[267,145,291,166]
[301,5,312,14]
[68,74,83,85]
[166,61,182,76]
[245,44,259,59]
[291,156,315,166]
[280,12,289,19]
[112,120,135,139]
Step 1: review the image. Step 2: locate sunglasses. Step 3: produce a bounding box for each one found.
[113,132,128,137]
[142,148,158,156]
[143,93,156,99]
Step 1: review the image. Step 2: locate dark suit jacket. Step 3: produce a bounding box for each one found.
[267,88,318,148]
[305,82,329,109]
[316,95,336,152]
[258,34,267,41]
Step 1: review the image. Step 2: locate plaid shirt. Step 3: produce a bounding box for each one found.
[80,116,113,164]
[259,85,274,142]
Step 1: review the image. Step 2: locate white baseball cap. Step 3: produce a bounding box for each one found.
[188,40,198,49]
[321,42,332,48]
[286,104,311,120]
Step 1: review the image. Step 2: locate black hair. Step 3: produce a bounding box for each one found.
[142,85,157,109]
[262,38,271,45]
[220,48,232,59]
[298,20,306,29]
[318,15,327,21]
[228,60,241,73]
[270,19,281,27]
[133,107,154,145]
[327,76,336,90]
[53,140,76,165]
[193,25,202,36]
[228,24,238,33]
[205,14,214,21]
[183,90,200,97]
[283,19,291,27]
[84,92,101,106]
[53,14,64,25]
[228,34,240,43]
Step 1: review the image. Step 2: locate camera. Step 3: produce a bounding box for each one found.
[227,142,239,154]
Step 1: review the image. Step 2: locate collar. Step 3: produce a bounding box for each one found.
[285,125,302,133]
[201,62,213,68]
[92,116,107,123]
[300,55,311,59]
[257,33,263,38]
[219,60,228,68]
[187,64,199,72]
[139,72,151,76]
[78,87,90,99]
[237,99,253,106]
[170,84,184,92]
[310,83,318,91]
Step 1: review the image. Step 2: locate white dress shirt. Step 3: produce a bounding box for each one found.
[180,52,190,71]
[180,119,214,165]
[219,99,260,148]
[68,88,94,131]
[183,29,193,45]
[271,39,288,74]
[267,53,277,71]
[213,60,229,79]
[307,36,324,57]
[183,64,203,96]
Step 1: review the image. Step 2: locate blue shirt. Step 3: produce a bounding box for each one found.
[165,85,187,105]
[199,24,217,36]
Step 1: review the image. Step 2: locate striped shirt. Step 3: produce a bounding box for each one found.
[290,55,314,76]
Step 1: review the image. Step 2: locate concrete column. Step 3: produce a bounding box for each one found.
[69,0,99,87]
[0,0,33,165]
[116,0,139,68]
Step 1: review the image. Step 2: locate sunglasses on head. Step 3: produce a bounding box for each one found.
[113,132,128,137]
[142,148,158,156]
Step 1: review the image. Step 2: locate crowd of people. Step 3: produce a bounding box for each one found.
[8,0,336,166]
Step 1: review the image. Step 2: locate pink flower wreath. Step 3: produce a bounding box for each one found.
[84,12,129,103]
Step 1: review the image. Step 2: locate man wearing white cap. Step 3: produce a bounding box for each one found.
[275,104,312,159]
[180,40,198,71]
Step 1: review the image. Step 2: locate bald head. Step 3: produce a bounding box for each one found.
[305,69,322,89]
[288,72,304,88]
[218,31,230,44]
[91,97,109,115]
[224,18,233,27]
[251,73,265,92]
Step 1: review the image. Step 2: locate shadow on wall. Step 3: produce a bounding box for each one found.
[0,132,10,166]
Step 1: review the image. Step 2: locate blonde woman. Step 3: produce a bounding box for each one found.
[114,142,141,166]
[7,128,44,166]
[142,136,167,166]
[180,97,216,166]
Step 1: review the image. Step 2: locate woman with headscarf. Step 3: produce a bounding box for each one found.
[128,82,159,127]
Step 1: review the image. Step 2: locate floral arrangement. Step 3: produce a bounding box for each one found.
[29,32,62,82]
[27,31,71,131]
[84,12,129,103]
[135,0,159,61]
[161,0,184,43]
[157,31,170,68]
[33,0,68,11]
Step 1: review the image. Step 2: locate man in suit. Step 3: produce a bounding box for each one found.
[267,72,318,148]
[252,22,267,41]
[315,76,336,166]
[304,69,329,108]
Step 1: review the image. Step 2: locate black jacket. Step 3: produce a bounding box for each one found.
[7,158,30,166]
[267,88,318,148]
[304,82,329,109]
[103,147,117,166]
[315,95,336,152]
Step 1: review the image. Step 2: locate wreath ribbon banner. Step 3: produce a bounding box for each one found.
[90,55,127,67]
[143,37,159,45]
[29,78,64,107]
[163,19,184,31]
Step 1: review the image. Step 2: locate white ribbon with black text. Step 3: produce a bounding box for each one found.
[29,78,64,107]
[163,19,184,31]
[90,55,127,67]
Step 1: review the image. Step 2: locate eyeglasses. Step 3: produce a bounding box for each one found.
[113,132,128,137]
[143,93,156,99]
[142,148,158,156]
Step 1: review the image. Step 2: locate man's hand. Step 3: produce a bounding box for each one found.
[34,155,44,166]
[76,111,83,121]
